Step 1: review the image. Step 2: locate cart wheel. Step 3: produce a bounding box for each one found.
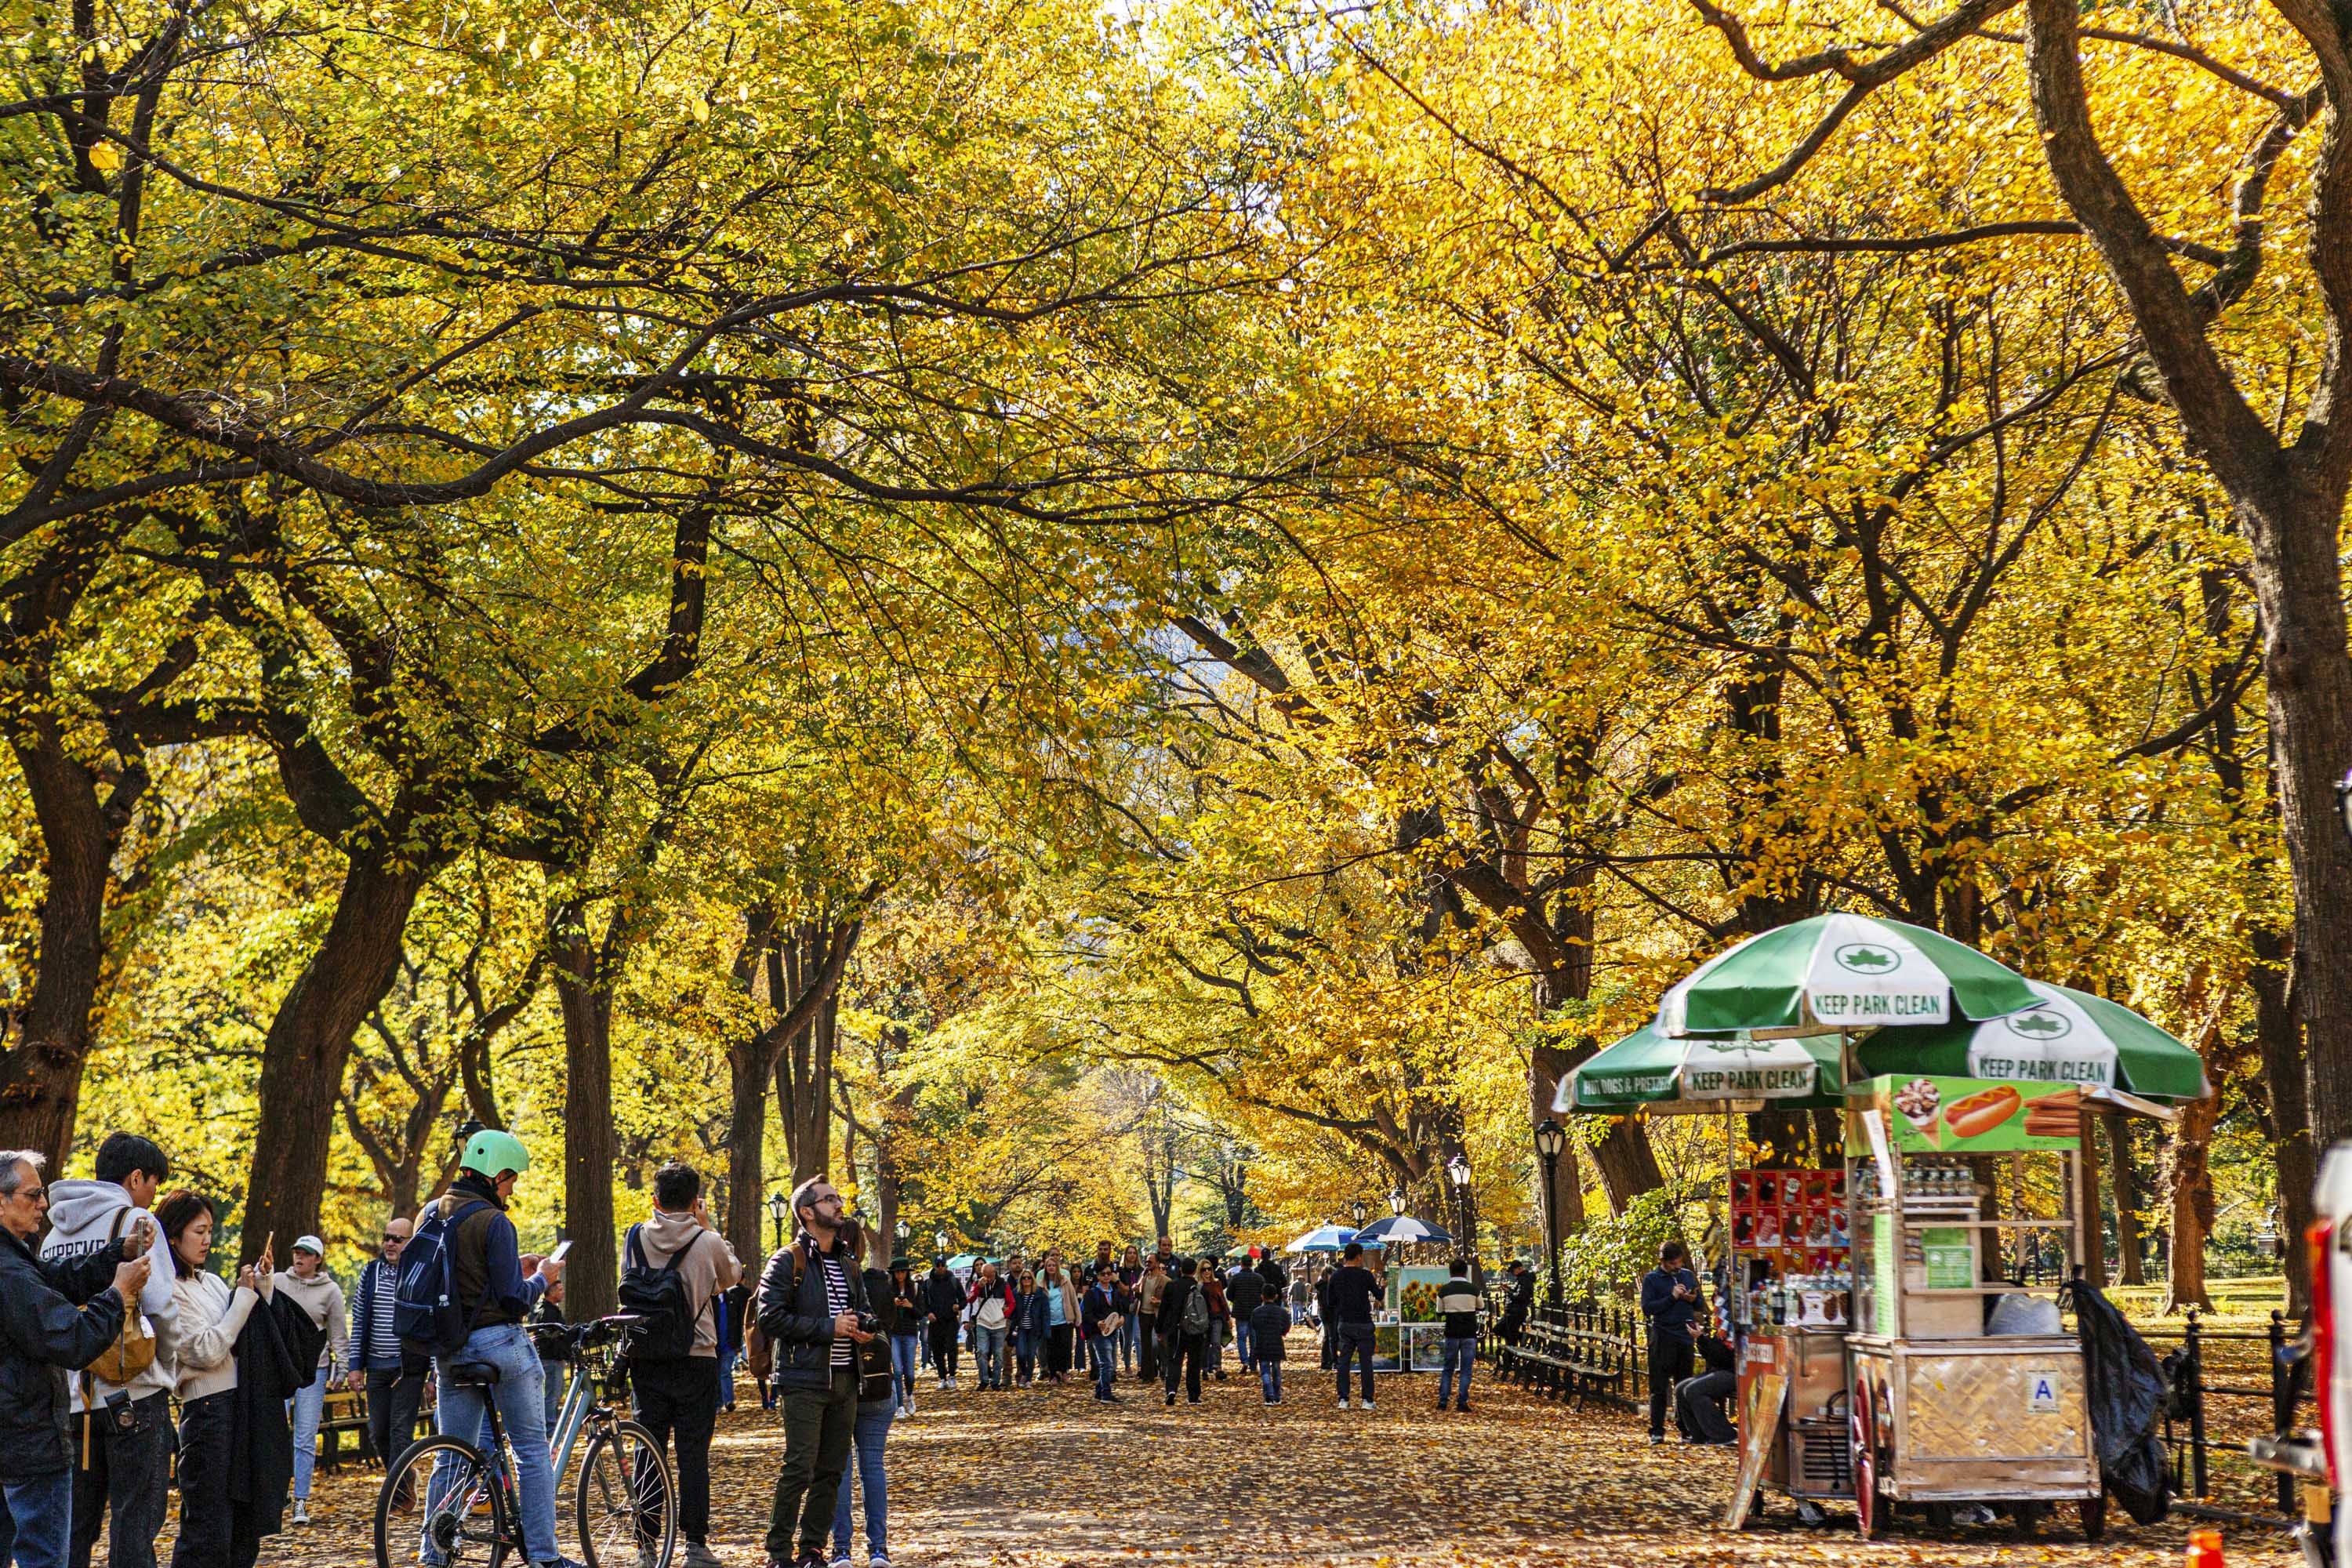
[1924,1503,1955,1531]
[2077,1494,2107,1543]
[1850,1371,1887,1540]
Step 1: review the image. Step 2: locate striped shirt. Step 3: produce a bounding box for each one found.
[821,1255,852,1367]
[351,1259,405,1370]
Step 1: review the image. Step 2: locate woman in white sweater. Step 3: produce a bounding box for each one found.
[158,1191,273,1568]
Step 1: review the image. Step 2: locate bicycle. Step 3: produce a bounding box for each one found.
[375,1315,677,1568]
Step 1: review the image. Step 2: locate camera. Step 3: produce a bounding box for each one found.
[855,1312,880,1335]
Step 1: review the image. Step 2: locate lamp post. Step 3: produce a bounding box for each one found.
[1388,1189,1407,1218]
[1446,1151,1482,1287]
[766,1190,789,1252]
[935,1229,950,1258]
[894,1219,909,1256]
[1348,1198,1367,1232]
[1534,1118,1566,1305]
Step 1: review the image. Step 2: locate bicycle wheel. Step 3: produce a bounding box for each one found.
[377,1436,513,1568]
[575,1420,676,1568]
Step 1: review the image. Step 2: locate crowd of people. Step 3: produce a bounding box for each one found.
[0,1123,1534,1568]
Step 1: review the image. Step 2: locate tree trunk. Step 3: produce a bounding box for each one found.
[552,906,618,1320]
[2252,924,2318,1318]
[240,853,429,1263]
[0,720,117,1171]
[2109,1114,2147,1287]
[776,985,836,1187]
[2163,1093,2220,1314]
[724,1038,771,1268]
[2074,1104,2106,1288]
[1527,1038,1586,1232]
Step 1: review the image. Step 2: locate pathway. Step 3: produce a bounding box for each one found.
[289,1349,2281,1567]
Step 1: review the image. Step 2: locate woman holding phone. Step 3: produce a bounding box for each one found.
[160,1192,273,1568]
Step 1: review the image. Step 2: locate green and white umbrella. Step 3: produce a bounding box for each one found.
[1856,980,2206,1102]
[1653,913,2038,1037]
[1555,1024,1847,1113]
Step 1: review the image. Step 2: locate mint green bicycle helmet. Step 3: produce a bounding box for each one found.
[460,1127,531,1179]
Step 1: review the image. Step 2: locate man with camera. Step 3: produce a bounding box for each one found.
[0,1149,151,1568]
[753,1177,876,1568]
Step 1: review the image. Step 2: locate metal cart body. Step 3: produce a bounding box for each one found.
[1846,1334,2095,1503]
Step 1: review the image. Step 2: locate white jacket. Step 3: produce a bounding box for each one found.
[38,1180,179,1412]
[172,1272,269,1402]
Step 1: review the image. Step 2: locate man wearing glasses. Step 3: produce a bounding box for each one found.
[347,1215,425,1479]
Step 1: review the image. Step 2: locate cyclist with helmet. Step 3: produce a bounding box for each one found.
[424,1128,574,1568]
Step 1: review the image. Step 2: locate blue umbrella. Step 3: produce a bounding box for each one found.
[1287,1224,1378,1252]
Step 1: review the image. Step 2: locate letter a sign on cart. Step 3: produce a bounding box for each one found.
[2027,1370,2060,1414]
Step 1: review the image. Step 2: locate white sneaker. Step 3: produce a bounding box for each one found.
[869,1558,891,1568]
[1338,1398,1352,1410]
[1363,1399,1375,1411]
[829,1556,852,1568]
[290,1501,310,1526]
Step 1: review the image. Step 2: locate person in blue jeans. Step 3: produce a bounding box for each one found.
[1247,1295,1290,1404]
[1012,1269,1044,1388]
[1326,1243,1380,1410]
[833,1245,898,1568]
[885,1263,924,1415]
[422,1129,574,1568]
[1080,1263,1127,1403]
[1434,1258,1482,1412]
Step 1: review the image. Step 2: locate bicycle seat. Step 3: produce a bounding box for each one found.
[446,1360,501,1388]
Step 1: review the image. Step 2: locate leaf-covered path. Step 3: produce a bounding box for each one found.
[283,1342,2300,1568]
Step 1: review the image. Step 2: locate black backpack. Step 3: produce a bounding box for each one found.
[619,1226,704,1362]
[394,1199,494,1357]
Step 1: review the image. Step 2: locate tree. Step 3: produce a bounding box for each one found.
[1678,0,2352,1163]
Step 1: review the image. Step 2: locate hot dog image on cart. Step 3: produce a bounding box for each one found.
[1559,913,2206,1538]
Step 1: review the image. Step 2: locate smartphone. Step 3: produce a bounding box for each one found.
[549,1240,572,1264]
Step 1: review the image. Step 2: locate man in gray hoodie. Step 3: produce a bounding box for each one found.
[37,1133,178,1568]
[273,1236,349,1524]
[628,1163,741,1568]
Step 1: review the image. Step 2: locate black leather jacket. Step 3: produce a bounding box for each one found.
[0,1226,127,1479]
[753,1235,873,1392]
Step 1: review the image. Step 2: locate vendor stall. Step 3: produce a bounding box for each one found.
[1556,913,2206,1541]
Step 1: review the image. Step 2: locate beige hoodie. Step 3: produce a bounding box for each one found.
[633,1210,742,1358]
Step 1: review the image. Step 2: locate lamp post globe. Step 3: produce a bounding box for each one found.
[935,1229,950,1257]
[1348,1199,1367,1228]
[766,1190,789,1250]
[1388,1189,1406,1218]
[1446,1152,1471,1191]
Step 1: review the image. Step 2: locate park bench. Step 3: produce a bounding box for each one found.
[1498,1302,1635,1409]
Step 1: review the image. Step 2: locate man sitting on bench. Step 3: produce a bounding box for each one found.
[1674,1333,1738,1444]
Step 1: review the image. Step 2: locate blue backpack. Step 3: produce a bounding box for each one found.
[394,1198,494,1356]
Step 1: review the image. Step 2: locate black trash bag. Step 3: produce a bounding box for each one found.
[2064,1280,2172,1524]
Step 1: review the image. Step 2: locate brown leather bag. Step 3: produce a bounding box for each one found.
[88,1209,157,1385]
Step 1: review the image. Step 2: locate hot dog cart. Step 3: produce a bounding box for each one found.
[1838,1073,2103,1538]
[1555,913,2209,1539]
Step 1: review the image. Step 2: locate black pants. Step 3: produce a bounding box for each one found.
[926,1317,959,1381]
[1160,1332,1204,1403]
[1648,1331,1695,1438]
[1335,1323,1376,1403]
[170,1393,234,1568]
[1677,1368,1738,1443]
[365,1365,426,1473]
[630,1356,720,1546]
[1045,1324,1074,1379]
[1138,1322,1160,1382]
[71,1391,172,1568]
[764,1370,856,1562]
